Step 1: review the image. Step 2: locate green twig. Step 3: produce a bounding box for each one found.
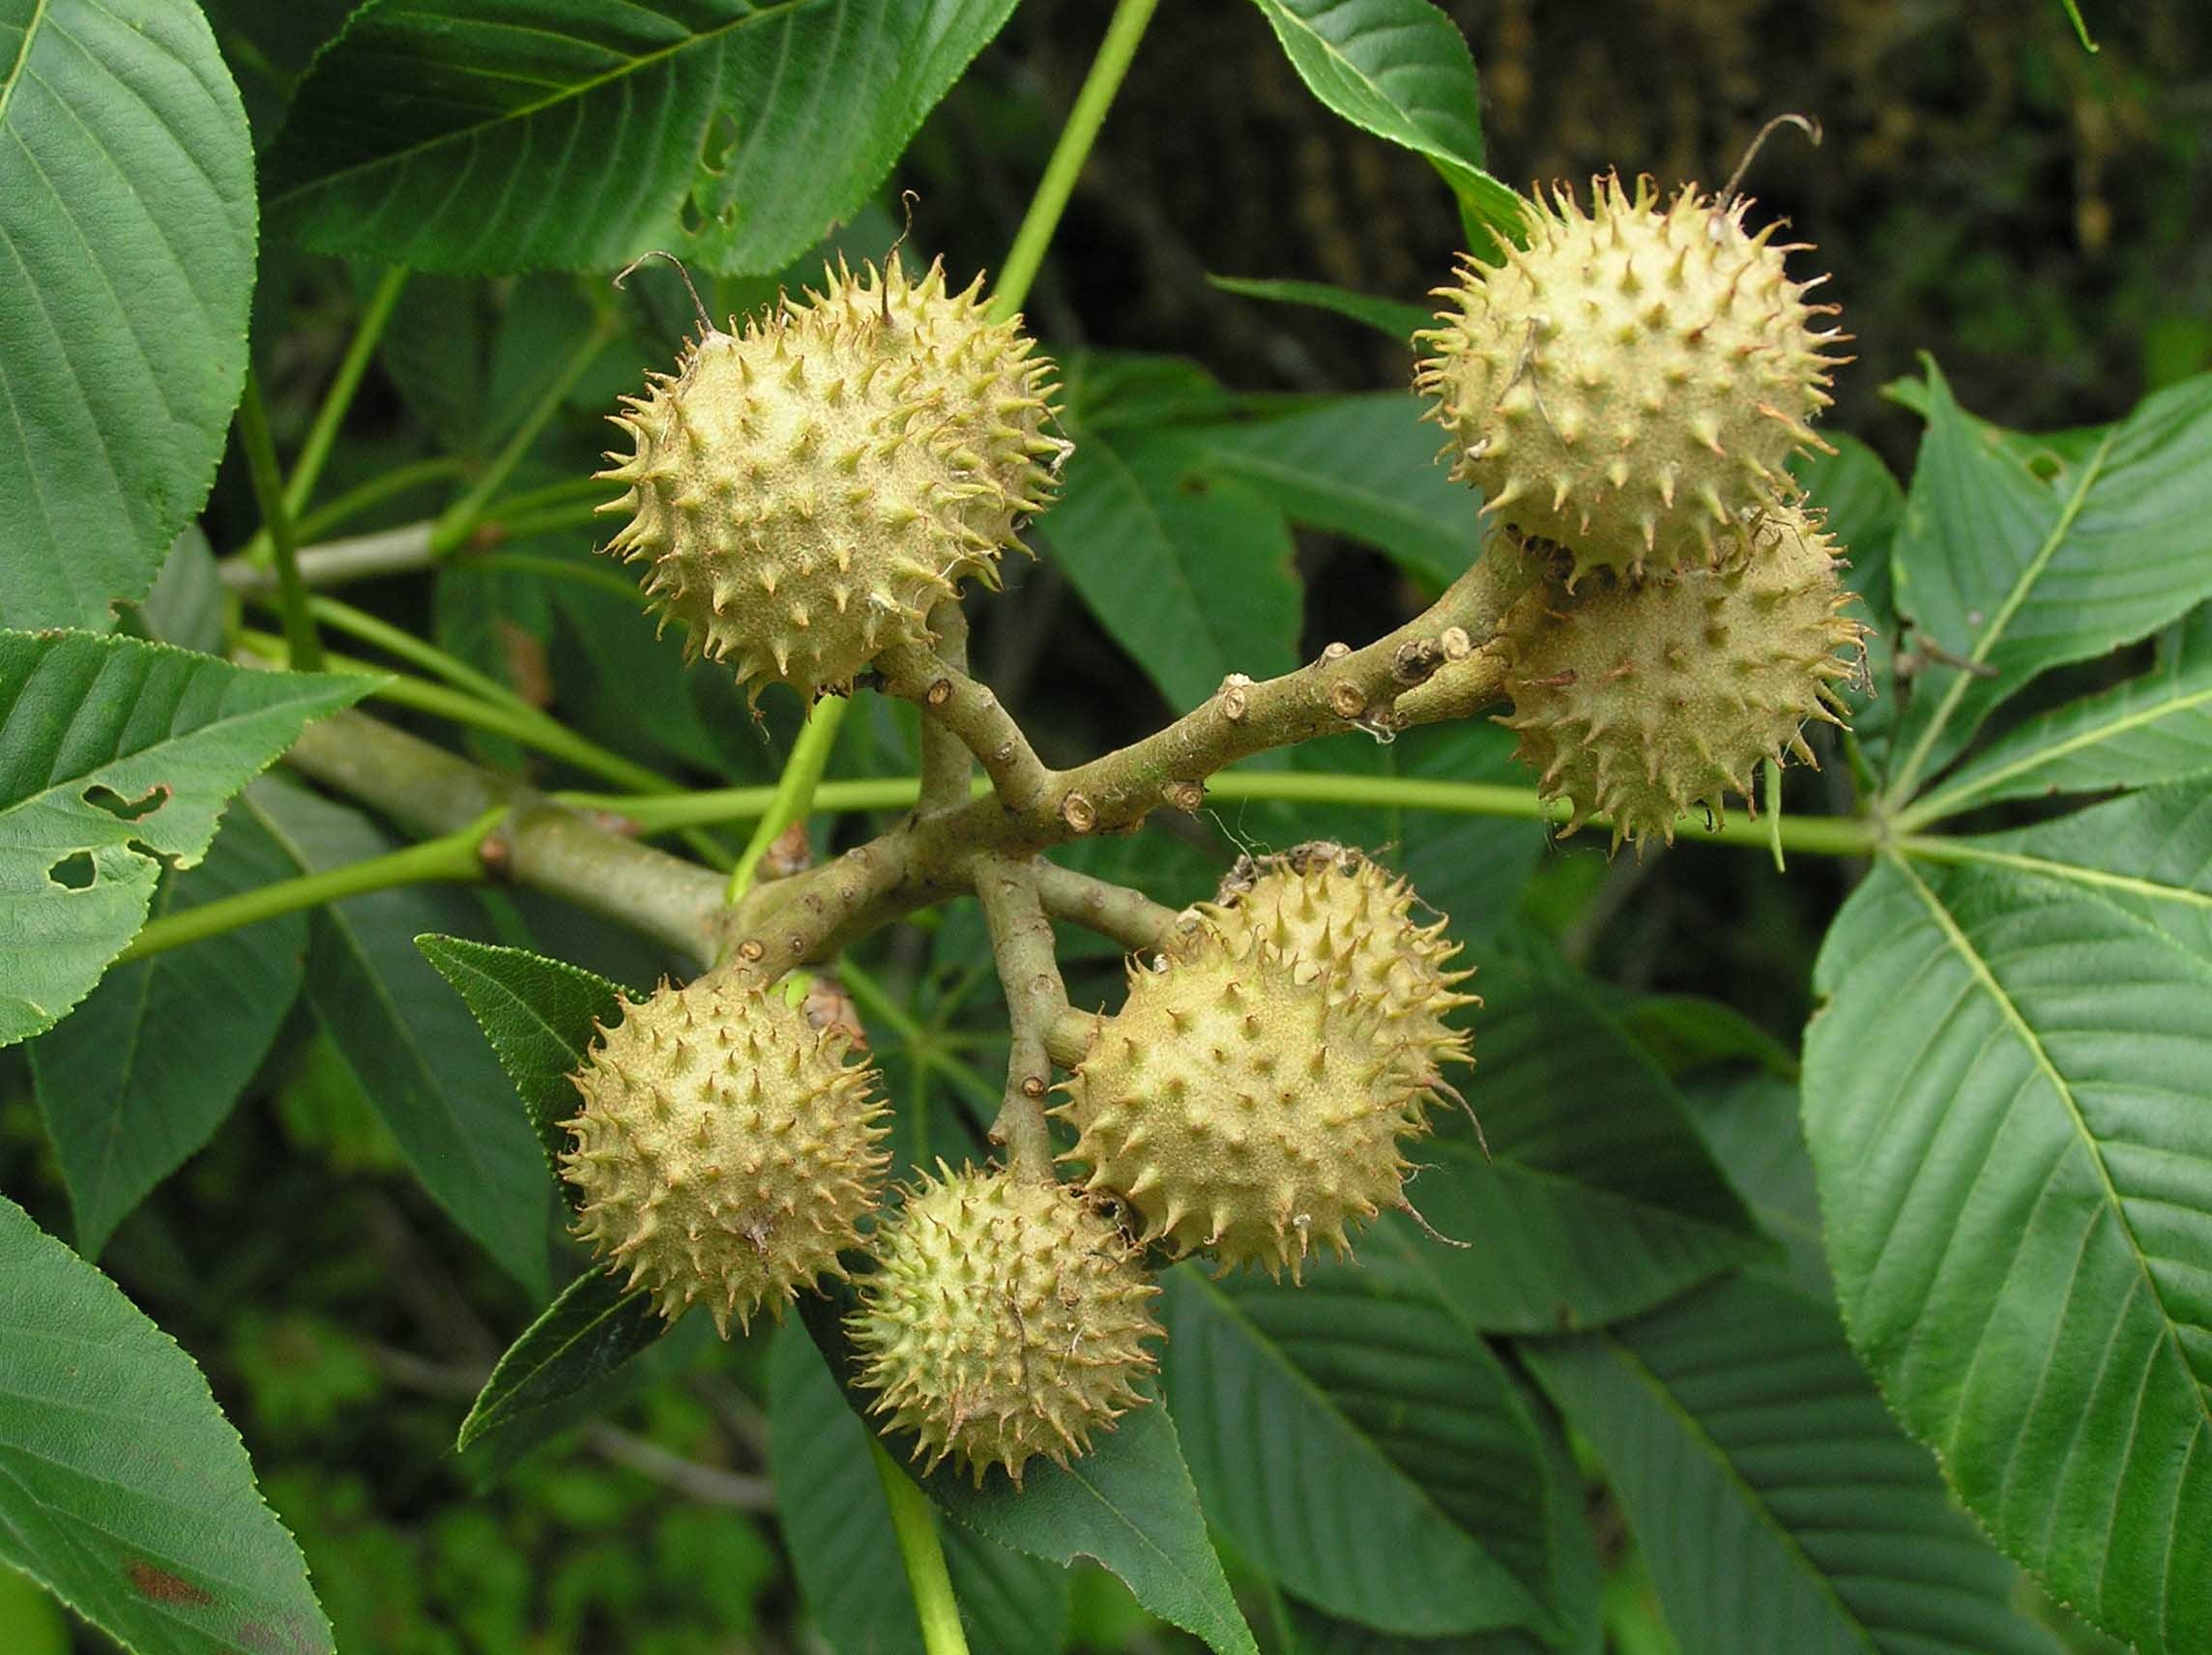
[1203,770,1884,857]
[238,267,411,566]
[431,310,623,556]
[291,267,411,516]
[294,458,467,544]
[568,769,1882,857]
[298,595,537,715]
[724,696,852,909]
[839,959,1002,1116]
[869,1439,971,1655]
[236,373,324,671]
[238,629,670,798]
[990,0,1164,317]
[119,814,498,964]
[471,552,653,607]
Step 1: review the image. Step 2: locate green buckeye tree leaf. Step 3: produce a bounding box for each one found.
[1886,363,2212,799]
[771,1328,1071,1655]
[1526,1274,2061,1655]
[796,1294,1260,1655]
[1803,790,2212,1654]
[1909,604,2212,822]
[1161,1267,1563,1640]
[29,808,306,1258]
[0,1196,332,1655]
[1191,394,1478,588]
[0,632,371,1048]
[263,0,1020,276]
[1205,274,1431,340]
[1040,426,1302,711]
[1245,0,1521,237]
[417,934,629,1183]
[0,0,257,631]
[1353,953,1767,1334]
[456,1267,664,1453]
[243,780,553,1293]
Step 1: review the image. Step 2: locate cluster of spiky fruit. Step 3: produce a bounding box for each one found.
[560,974,889,1336]
[597,253,1068,703]
[848,1166,1161,1486]
[1055,848,1474,1277]
[1416,172,1864,844]
[557,848,1474,1484]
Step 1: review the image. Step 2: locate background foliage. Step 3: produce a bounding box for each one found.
[2,1,2209,1651]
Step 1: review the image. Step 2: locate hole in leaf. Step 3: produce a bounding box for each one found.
[86,782,168,822]
[48,851,96,889]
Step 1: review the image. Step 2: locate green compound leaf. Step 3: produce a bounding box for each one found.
[29,808,306,1258]
[1162,1267,1564,1641]
[797,1293,1260,1655]
[1886,363,2212,799]
[456,1266,663,1453]
[771,1327,1071,1655]
[1205,274,1432,340]
[0,631,372,1049]
[1526,1274,2061,1655]
[1803,796,2212,1654]
[1245,0,1521,238]
[243,781,553,1293]
[1357,953,1767,1334]
[0,1196,332,1655]
[1912,604,2212,821]
[0,0,257,631]
[1041,425,1302,711]
[1191,393,1479,588]
[417,933,629,1185]
[263,0,1019,276]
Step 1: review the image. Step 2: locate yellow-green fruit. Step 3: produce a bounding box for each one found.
[597,254,1068,701]
[1199,843,1476,1073]
[1499,508,1866,848]
[1415,173,1846,581]
[1054,925,1448,1277]
[561,974,890,1336]
[849,1166,1160,1488]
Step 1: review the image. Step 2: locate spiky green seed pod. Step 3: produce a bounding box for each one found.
[597,254,1069,701]
[1415,173,1847,581]
[1054,924,1448,1278]
[561,973,890,1336]
[1200,842,1476,1074]
[849,1165,1160,1488]
[1498,508,1867,850]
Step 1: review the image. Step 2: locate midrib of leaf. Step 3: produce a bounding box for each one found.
[461,1274,637,1440]
[1182,1269,1543,1625]
[271,0,820,200]
[1888,427,2118,803]
[1054,1454,1216,1595]
[0,0,51,130]
[1590,1329,1880,1653]
[1887,851,2212,1439]
[1900,838,2212,913]
[1911,679,2212,824]
[1206,445,1440,544]
[1263,1,1468,176]
[1088,436,1244,679]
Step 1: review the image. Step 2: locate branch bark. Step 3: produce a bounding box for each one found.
[910,601,976,818]
[1031,862,1182,953]
[974,857,1067,1181]
[286,711,730,964]
[879,636,1051,813]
